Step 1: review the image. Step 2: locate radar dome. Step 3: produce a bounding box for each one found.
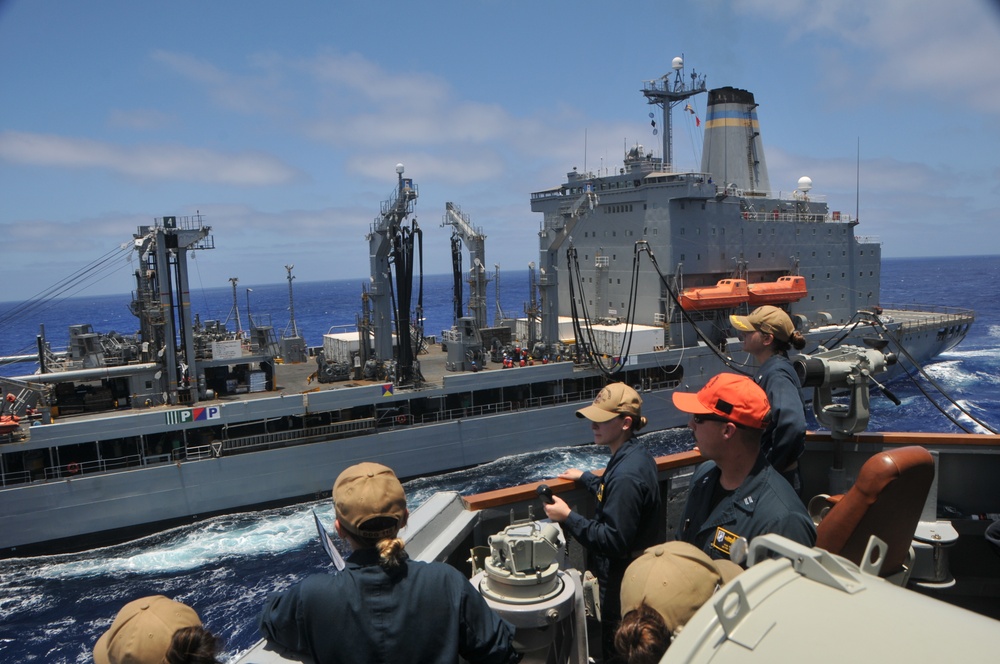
[672,56,684,70]
[395,163,405,174]
[797,176,813,192]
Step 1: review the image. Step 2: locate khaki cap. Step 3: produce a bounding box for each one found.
[576,383,643,424]
[730,305,795,343]
[620,542,742,634]
[333,462,407,539]
[93,595,202,664]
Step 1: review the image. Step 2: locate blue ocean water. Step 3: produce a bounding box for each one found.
[0,256,998,663]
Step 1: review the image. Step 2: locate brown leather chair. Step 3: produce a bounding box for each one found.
[812,446,935,581]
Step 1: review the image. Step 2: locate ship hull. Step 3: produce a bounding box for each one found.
[0,312,971,555]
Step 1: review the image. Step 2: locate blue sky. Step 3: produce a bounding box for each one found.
[2,0,999,298]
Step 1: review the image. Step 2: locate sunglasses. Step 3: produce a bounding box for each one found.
[692,413,748,429]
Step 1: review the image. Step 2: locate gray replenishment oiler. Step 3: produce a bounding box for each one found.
[0,59,975,555]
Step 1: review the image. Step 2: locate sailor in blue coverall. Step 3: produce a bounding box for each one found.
[543,383,661,662]
[259,462,520,664]
[672,373,815,561]
[731,306,809,495]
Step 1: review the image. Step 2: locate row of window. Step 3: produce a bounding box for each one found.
[582,229,637,238]
[583,271,875,284]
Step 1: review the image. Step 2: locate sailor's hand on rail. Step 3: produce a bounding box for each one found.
[557,468,584,481]
[543,495,571,522]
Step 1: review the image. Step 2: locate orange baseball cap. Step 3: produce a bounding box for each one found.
[671,373,770,430]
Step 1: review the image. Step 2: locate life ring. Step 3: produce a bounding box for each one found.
[396,415,407,425]
[67,462,80,475]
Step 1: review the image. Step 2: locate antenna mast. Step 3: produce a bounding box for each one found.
[228,277,243,334]
[641,55,706,170]
[284,264,299,339]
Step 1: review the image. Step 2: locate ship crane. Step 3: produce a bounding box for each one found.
[537,186,598,354]
[131,215,214,406]
[367,164,421,385]
[442,202,488,331]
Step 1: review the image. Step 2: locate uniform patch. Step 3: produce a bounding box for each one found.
[711,526,740,557]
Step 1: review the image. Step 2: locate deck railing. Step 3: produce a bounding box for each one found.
[878,304,975,333]
[0,380,677,488]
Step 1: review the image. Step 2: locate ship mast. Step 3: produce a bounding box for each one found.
[641,56,706,170]
[227,277,243,335]
[283,264,299,339]
[279,264,307,363]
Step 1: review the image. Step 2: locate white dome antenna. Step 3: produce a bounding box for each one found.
[797,176,813,192]
[672,56,684,70]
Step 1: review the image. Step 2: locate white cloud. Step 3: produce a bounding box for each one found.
[0,131,301,185]
[737,0,1000,112]
[151,49,290,116]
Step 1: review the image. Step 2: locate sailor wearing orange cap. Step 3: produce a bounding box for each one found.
[671,373,815,562]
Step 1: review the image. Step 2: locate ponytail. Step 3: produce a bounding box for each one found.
[772,330,806,355]
[376,536,407,570]
[165,625,222,664]
[614,603,672,664]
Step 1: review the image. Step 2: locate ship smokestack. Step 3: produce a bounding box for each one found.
[700,87,771,196]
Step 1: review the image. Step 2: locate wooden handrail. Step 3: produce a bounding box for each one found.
[463,449,703,511]
[805,431,997,447]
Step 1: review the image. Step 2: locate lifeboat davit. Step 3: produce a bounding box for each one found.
[679,279,749,311]
[747,275,808,306]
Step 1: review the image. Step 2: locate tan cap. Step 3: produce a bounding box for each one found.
[333,462,407,539]
[620,542,742,634]
[576,383,643,424]
[671,373,771,430]
[730,305,795,343]
[93,595,202,664]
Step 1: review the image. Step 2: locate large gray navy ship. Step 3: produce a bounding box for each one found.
[0,60,974,555]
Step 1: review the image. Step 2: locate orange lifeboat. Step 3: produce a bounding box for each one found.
[0,414,19,435]
[747,275,808,306]
[679,279,749,311]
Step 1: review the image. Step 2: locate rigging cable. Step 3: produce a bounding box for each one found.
[0,243,134,354]
[871,315,997,434]
[640,243,752,376]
